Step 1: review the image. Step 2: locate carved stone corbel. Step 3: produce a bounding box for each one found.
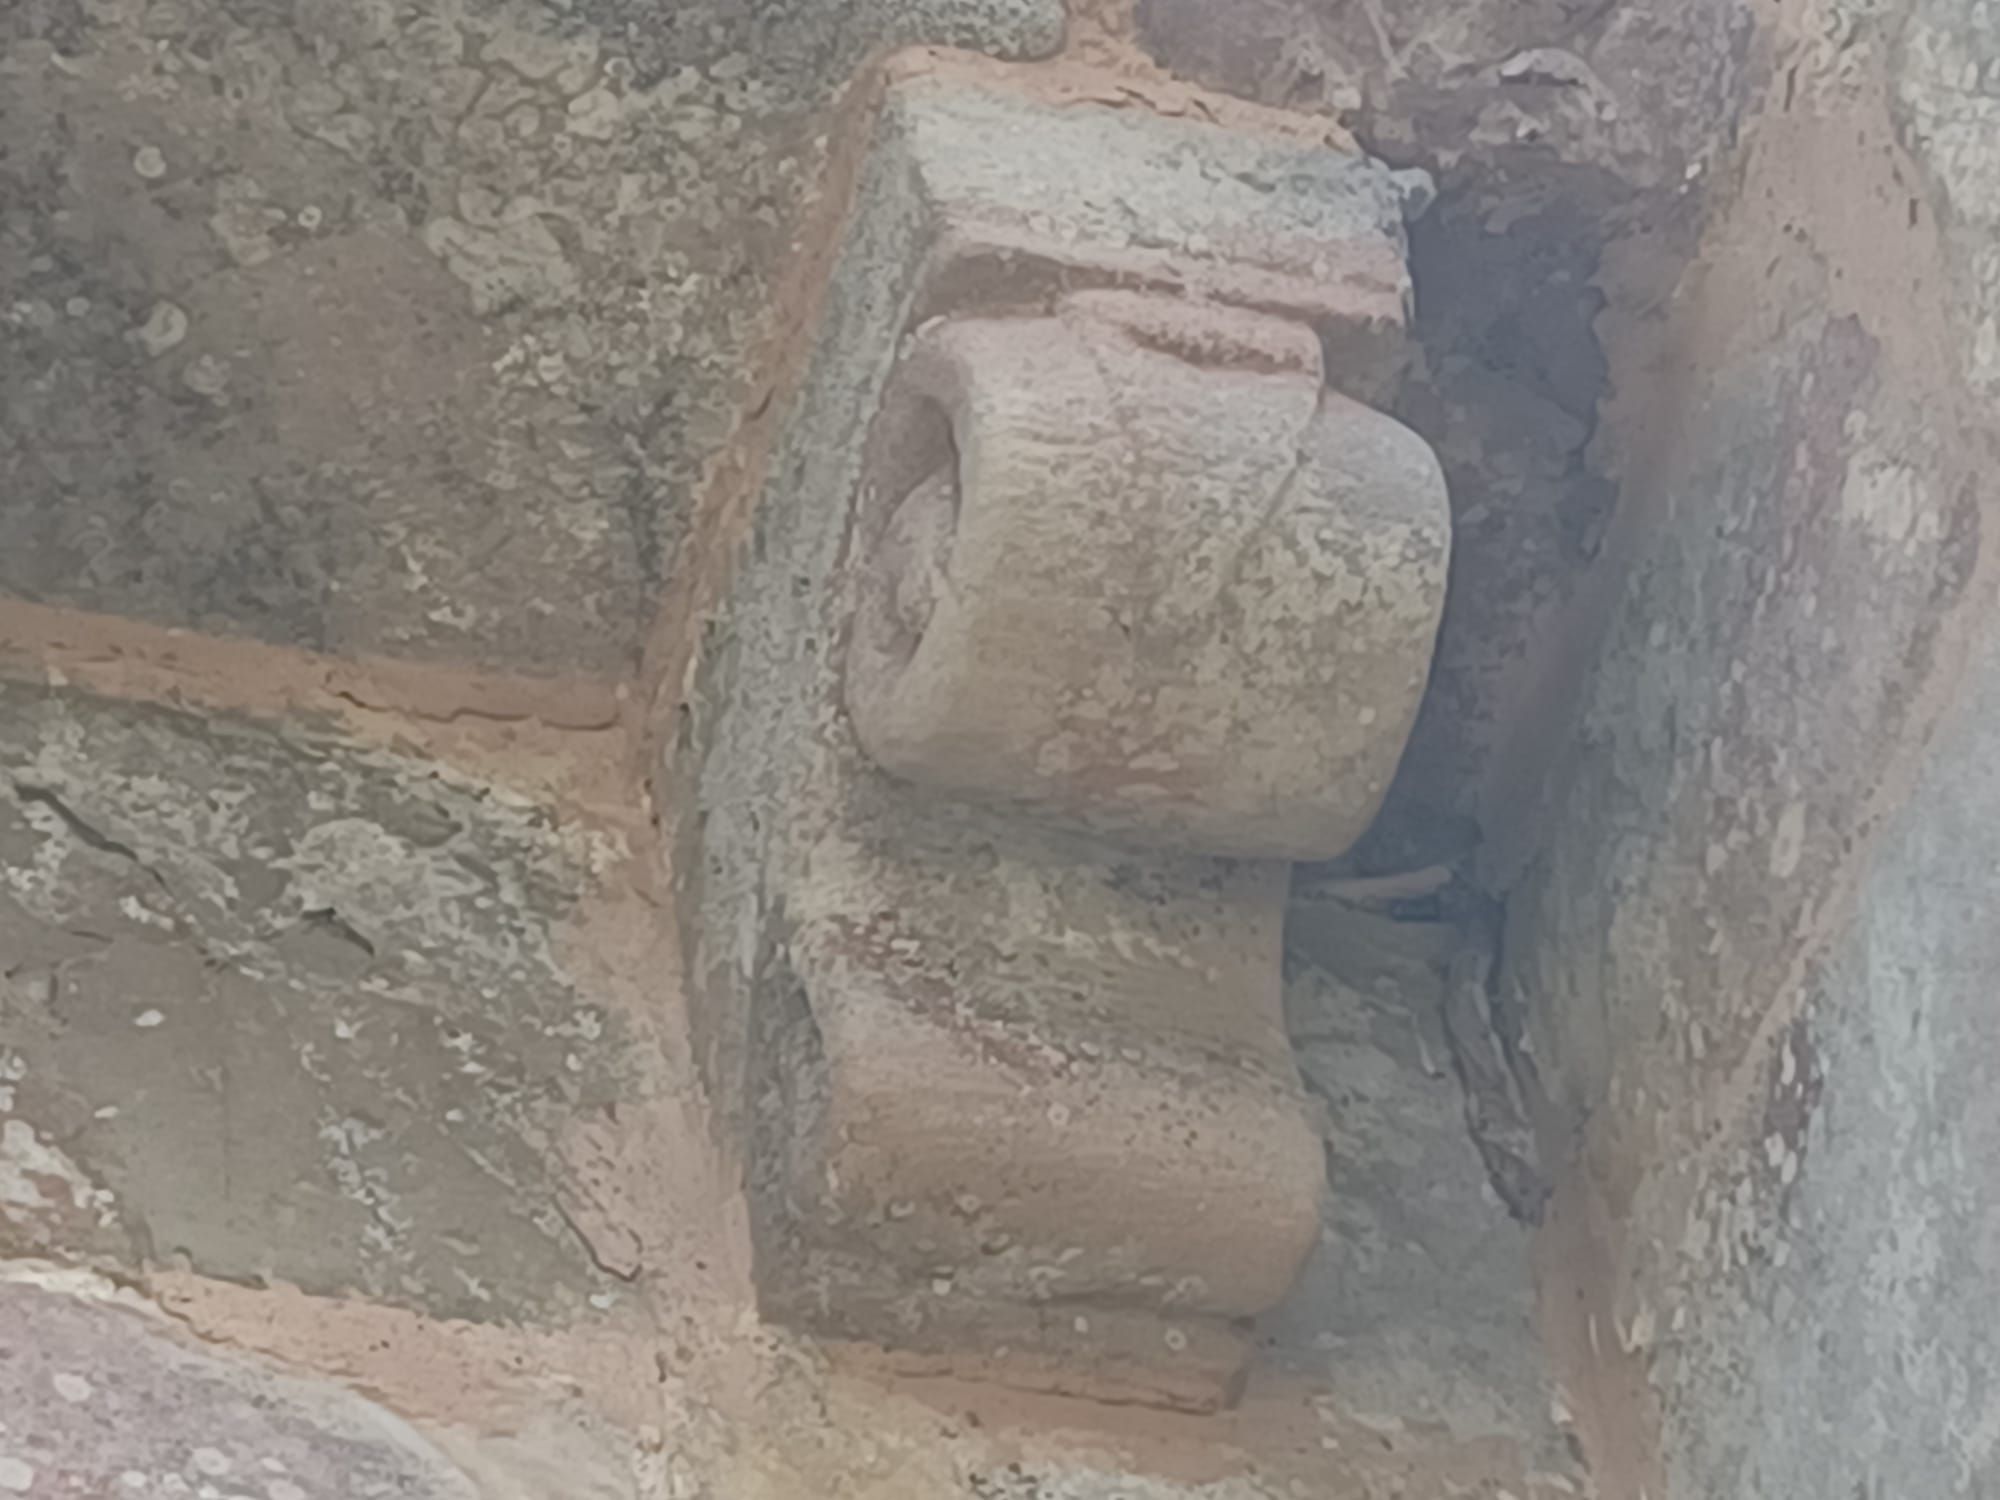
[677,66,1450,1410]
[848,289,1446,858]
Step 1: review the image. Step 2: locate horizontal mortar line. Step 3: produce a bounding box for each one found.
[0,596,646,817]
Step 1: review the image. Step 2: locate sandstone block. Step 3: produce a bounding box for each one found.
[848,293,1449,858]
[754,818,1324,1400]
[680,71,1447,1407]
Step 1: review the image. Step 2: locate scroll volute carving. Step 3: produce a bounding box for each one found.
[848,288,1449,860]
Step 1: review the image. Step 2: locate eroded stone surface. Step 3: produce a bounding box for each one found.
[0,682,630,1320]
[680,73,1445,1404]
[683,68,1431,1089]
[1495,4,1999,1491]
[0,0,1061,673]
[1504,313,1981,1491]
[1271,958,1566,1472]
[1653,619,2000,1496]
[762,822,1320,1407]
[1133,0,1758,872]
[848,297,1449,859]
[0,1270,476,1499]
[1134,0,1750,191]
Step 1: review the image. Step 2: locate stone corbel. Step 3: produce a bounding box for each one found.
[678,65,1449,1410]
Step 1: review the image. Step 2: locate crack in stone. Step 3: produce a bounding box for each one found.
[292,906,379,961]
[9,782,146,865]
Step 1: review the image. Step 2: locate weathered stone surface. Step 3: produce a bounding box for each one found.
[1271,956,1572,1476]
[1622,9,2000,1495]
[1897,0,2000,403]
[1133,0,1751,193]
[0,682,630,1321]
[700,1352,1585,1499]
[30,0,1993,1493]
[0,1270,478,1498]
[871,74,1427,401]
[764,827,1320,1406]
[1503,313,1983,1492]
[1131,0,1758,874]
[1492,4,1998,1491]
[1504,310,1948,1144]
[1654,620,2000,1496]
[679,73,1442,1403]
[849,296,1449,859]
[0,0,1060,674]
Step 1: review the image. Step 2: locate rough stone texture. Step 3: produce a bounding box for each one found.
[678,72,1445,1404]
[0,1270,478,1499]
[1899,0,2000,403]
[1656,621,2000,1496]
[1507,314,1980,1494]
[841,68,1430,394]
[1507,301,1969,1150]
[1491,1,2000,1493]
[0,680,631,1322]
[1270,956,1571,1478]
[849,297,1449,860]
[680,67,1430,1100]
[30,1,1992,1493]
[1133,0,1759,872]
[0,0,1061,674]
[771,824,1318,1408]
[1134,0,1750,191]
[0,3,1592,1484]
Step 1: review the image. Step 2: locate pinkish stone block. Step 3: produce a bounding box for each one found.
[0,1273,474,1499]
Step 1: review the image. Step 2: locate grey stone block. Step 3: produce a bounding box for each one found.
[0,684,627,1322]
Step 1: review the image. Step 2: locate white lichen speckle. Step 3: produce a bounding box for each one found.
[182,355,232,400]
[1769,799,1807,879]
[134,1009,166,1029]
[0,1457,35,1493]
[133,302,189,358]
[52,1371,93,1403]
[2,1118,114,1221]
[190,1448,231,1477]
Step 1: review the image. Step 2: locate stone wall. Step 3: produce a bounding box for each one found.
[0,0,1059,673]
[9,0,1996,1495]
[0,1,1584,1495]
